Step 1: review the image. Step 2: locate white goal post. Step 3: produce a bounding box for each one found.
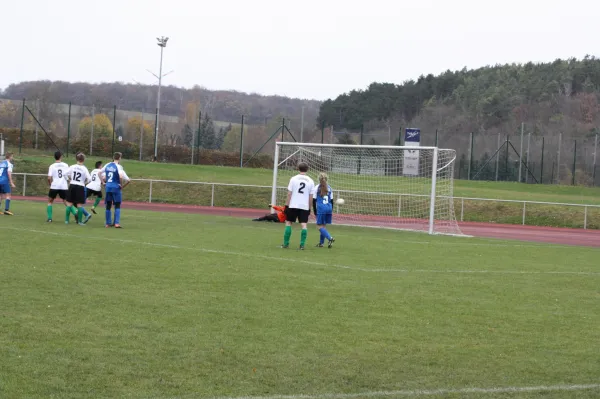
[271,142,463,236]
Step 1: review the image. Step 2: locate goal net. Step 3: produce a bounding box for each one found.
[271,142,463,235]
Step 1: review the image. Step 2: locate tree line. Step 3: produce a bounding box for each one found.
[0,81,321,128]
[318,56,600,133]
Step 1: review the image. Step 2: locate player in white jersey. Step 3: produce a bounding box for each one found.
[46,151,70,222]
[281,162,315,250]
[86,161,104,214]
[65,152,91,225]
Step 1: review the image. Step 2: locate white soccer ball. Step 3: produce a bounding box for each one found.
[335,198,345,205]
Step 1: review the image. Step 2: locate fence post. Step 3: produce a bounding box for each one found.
[540,136,545,184]
[66,102,72,157]
[518,123,524,182]
[139,111,144,161]
[460,198,464,221]
[239,115,245,167]
[360,124,364,145]
[321,121,325,144]
[34,99,39,149]
[505,135,509,179]
[149,180,153,203]
[468,132,473,180]
[556,132,562,183]
[584,206,588,229]
[196,111,201,165]
[495,133,500,181]
[593,134,598,185]
[522,202,526,225]
[22,174,27,196]
[211,184,215,207]
[572,140,577,185]
[19,98,25,155]
[525,131,531,183]
[111,105,117,156]
[90,105,95,155]
[153,107,158,160]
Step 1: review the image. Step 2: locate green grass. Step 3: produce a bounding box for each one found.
[1,201,600,398]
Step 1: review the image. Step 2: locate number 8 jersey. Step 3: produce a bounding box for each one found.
[48,161,69,190]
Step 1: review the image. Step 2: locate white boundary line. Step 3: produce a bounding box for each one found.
[203,384,600,399]
[3,226,600,276]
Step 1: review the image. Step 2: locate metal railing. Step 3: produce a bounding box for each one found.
[13,173,600,229]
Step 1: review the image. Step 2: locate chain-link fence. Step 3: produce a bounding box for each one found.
[2,97,599,186]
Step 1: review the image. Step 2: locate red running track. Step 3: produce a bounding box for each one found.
[14,196,600,248]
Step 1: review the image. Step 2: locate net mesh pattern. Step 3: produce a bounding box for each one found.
[273,144,462,235]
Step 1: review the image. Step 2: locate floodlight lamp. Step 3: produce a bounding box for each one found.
[157,36,169,47]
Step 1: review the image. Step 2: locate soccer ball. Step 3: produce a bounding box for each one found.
[335,198,345,205]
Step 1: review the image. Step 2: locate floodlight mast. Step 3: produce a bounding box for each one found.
[154,36,169,159]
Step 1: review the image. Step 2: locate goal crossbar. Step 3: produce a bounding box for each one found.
[276,142,440,150]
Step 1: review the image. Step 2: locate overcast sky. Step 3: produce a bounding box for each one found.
[1,0,598,101]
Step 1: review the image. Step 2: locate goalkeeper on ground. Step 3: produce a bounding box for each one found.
[312,173,335,248]
[252,204,287,223]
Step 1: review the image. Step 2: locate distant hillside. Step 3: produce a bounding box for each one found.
[1,81,321,128]
[316,56,600,184]
[318,56,600,142]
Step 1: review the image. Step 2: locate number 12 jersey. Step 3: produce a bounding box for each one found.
[67,164,91,187]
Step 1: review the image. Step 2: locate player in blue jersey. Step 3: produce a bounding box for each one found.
[101,152,131,228]
[0,153,16,215]
[311,172,335,248]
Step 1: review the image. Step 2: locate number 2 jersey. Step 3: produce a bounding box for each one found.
[67,164,91,187]
[101,162,130,192]
[48,162,69,190]
[86,168,103,192]
[0,160,13,184]
[287,174,315,210]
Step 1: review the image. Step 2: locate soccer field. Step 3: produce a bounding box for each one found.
[1,201,599,399]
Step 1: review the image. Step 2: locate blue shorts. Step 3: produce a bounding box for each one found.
[0,183,11,195]
[105,191,122,204]
[316,213,332,225]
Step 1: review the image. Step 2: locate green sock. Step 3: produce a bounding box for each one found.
[93,197,101,208]
[71,206,78,217]
[47,205,52,220]
[300,229,308,247]
[65,206,72,222]
[283,226,292,246]
[77,207,83,223]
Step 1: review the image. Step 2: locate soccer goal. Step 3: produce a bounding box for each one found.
[271,142,463,236]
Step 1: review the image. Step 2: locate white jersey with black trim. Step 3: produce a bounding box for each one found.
[67,164,91,187]
[86,168,103,191]
[48,162,69,190]
[287,174,315,210]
